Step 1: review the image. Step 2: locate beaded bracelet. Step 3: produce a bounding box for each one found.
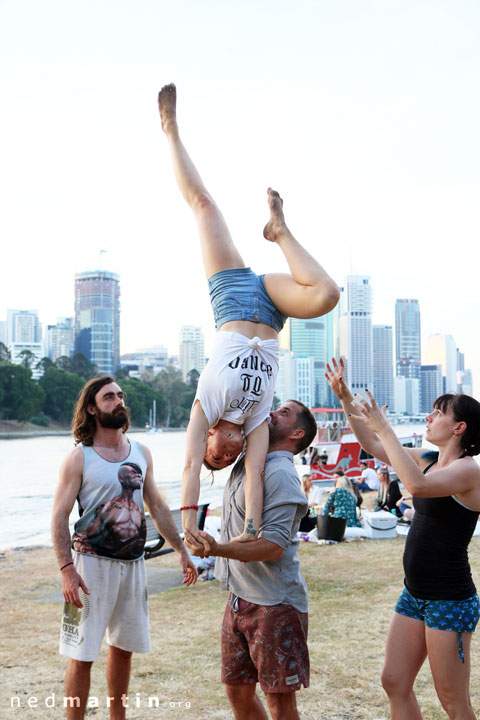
[179,505,199,511]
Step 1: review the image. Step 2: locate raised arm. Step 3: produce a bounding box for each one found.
[51,448,89,608]
[141,443,198,586]
[325,358,391,464]
[349,391,480,502]
[181,400,209,534]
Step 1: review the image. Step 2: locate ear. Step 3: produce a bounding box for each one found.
[289,428,305,441]
[86,403,96,417]
[453,421,467,436]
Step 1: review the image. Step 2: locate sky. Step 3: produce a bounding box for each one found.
[1,0,479,396]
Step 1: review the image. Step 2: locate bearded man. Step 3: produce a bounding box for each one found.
[185,400,317,720]
[51,375,197,720]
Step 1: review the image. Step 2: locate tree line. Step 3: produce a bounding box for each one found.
[0,343,198,429]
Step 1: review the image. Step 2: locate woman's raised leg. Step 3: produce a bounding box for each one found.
[426,628,476,720]
[158,84,244,278]
[381,612,427,720]
[263,189,339,319]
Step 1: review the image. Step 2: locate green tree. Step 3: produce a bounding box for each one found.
[55,356,72,372]
[14,348,37,370]
[36,357,54,375]
[70,352,98,379]
[187,368,200,390]
[0,364,45,421]
[39,366,84,424]
[154,366,192,427]
[0,342,10,362]
[120,378,165,427]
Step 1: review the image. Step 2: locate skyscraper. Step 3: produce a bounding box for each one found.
[275,350,314,408]
[340,275,373,394]
[46,317,74,362]
[179,325,205,382]
[325,286,344,407]
[7,309,43,378]
[74,271,120,373]
[285,316,328,405]
[420,365,443,413]
[425,334,457,393]
[6,309,42,344]
[373,325,394,409]
[395,299,421,379]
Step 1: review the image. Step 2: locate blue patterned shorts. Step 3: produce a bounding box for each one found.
[395,586,480,662]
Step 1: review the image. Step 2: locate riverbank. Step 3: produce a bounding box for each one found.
[0,420,187,439]
[3,538,480,719]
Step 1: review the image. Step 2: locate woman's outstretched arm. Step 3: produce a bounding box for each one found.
[325,358,391,464]
[350,391,480,499]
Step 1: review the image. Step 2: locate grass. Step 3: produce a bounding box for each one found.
[1,535,480,720]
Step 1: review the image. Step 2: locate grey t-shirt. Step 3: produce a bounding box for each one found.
[215,450,309,613]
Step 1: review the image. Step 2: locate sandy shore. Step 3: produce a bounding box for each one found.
[2,539,480,720]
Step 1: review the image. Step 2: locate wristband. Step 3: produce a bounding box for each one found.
[60,561,74,572]
[179,505,199,512]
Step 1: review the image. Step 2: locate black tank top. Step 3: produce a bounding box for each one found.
[402,454,479,600]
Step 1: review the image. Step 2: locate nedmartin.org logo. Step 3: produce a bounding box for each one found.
[10,693,192,711]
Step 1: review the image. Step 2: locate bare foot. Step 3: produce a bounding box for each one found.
[158,83,178,135]
[263,187,289,242]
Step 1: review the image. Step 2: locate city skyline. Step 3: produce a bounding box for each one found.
[1,2,479,396]
[1,268,475,408]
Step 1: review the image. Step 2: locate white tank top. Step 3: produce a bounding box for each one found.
[72,438,148,561]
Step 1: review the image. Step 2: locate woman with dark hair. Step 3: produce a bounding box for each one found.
[326,358,480,720]
[159,84,338,544]
[374,467,402,515]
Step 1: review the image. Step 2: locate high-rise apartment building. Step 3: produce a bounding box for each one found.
[324,286,344,407]
[7,309,42,345]
[425,334,457,393]
[420,364,443,413]
[394,377,419,415]
[179,325,205,382]
[74,271,120,373]
[340,276,373,394]
[282,316,327,405]
[395,299,421,379]
[373,325,394,409]
[275,350,314,408]
[45,317,74,362]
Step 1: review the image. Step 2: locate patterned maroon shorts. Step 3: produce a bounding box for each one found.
[221,594,309,694]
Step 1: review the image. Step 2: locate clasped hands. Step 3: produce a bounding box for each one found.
[184,527,216,558]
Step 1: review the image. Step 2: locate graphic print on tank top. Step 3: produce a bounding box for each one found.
[72,442,147,560]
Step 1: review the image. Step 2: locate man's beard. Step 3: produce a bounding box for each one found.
[268,421,290,445]
[96,406,129,429]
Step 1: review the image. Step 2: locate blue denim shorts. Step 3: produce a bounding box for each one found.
[208,267,287,333]
[395,586,480,662]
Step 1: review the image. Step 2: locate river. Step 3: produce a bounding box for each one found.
[0,431,233,551]
[0,424,428,551]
